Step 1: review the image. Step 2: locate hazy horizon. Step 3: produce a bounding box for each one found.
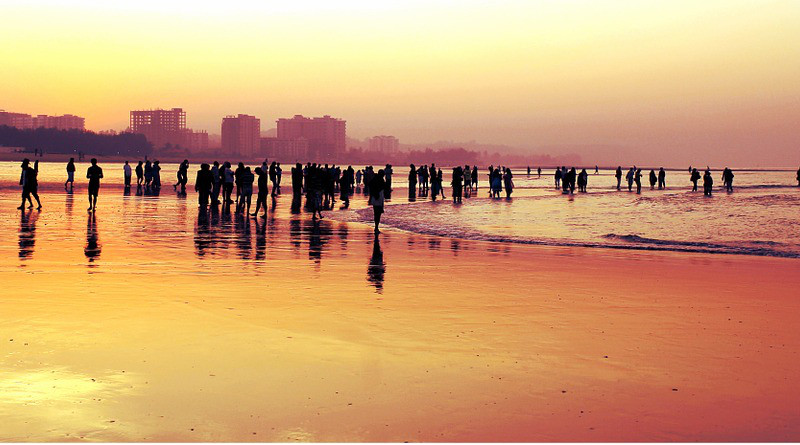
[2,0,799,166]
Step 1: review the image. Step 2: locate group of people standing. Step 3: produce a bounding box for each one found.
[554,167,590,194]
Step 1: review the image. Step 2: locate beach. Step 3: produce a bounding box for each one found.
[1,164,799,441]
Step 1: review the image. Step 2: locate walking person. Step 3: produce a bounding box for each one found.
[65,158,76,190]
[18,159,42,210]
[368,169,387,234]
[252,167,269,215]
[690,168,701,191]
[237,167,254,215]
[86,158,104,212]
[634,168,642,194]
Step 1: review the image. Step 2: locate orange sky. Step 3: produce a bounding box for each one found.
[1,0,799,166]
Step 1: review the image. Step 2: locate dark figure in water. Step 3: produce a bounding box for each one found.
[797,167,800,186]
[658,167,666,189]
[341,165,355,207]
[237,167,254,215]
[555,167,562,189]
[690,168,701,191]
[703,169,714,196]
[144,160,153,187]
[368,169,386,234]
[292,163,304,196]
[210,161,221,205]
[595,165,599,174]
[195,163,213,208]
[634,168,643,194]
[566,167,577,194]
[503,168,514,198]
[65,158,76,190]
[471,166,479,191]
[527,166,531,176]
[577,169,588,192]
[615,166,622,190]
[537,167,541,177]
[451,166,463,203]
[626,167,635,191]
[86,158,104,212]
[408,164,417,192]
[135,161,144,187]
[174,159,189,193]
[252,167,268,215]
[18,159,42,210]
[649,169,657,189]
[721,167,735,192]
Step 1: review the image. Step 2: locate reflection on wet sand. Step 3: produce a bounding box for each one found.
[18,210,38,261]
[84,213,101,264]
[367,236,385,293]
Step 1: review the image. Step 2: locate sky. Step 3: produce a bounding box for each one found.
[1,0,799,166]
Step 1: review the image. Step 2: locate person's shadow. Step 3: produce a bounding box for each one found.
[84,213,101,265]
[367,236,386,293]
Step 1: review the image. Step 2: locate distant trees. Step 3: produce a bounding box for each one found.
[0,125,152,157]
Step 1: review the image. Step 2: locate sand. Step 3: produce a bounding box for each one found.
[0,185,799,442]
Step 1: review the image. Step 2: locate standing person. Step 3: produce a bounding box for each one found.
[566,167,577,194]
[690,168,701,191]
[658,167,666,189]
[174,159,189,193]
[237,167,254,215]
[222,162,235,204]
[123,161,132,189]
[135,161,144,187]
[649,169,657,189]
[308,164,324,220]
[626,167,635,191]
[471,166,479,191]
[703,169,714,196]
[276,162,283,194]
[355,169,362,187]
[86,158,103,212]
[451,166,463,203]
[578,168,588,192]
[463,165,472,196]
[18,159,42,210]
[368,169,387,234]
[152,161,162,188]
[595,165,599,174]
[527,166,531,176]
[408,164,417,193]
[503,168,514,198]
[796,167,800,186]
[195,163,213,208]
[210,161,221,205]
[268,161,278,197]
[384,164,393,195]
[537,167,541,177]
[234,162,245,205]
[615,166,622,190]
[341,165,354,206]
[555,167,562,189]
[252,167,269,216]
[634,168,643,194]
[65,158,76,190]
[144,160,153,187]
[722,168,735,192]
[291,163,304,196]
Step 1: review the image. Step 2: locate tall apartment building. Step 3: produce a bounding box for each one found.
[368,135,399,153]
[130,108,187,149]
[221,114,260,158]
[1,110,85,131]
[276,115,346,159]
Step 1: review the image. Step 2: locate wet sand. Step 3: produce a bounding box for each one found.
[1,184,799,441]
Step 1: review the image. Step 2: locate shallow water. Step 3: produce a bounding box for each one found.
[1,161,800,441]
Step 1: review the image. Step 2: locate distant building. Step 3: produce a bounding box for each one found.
[368,135,399,153]
[222,114,260,158]
[276,114,345,159]
[1,110,85,131]
[260,137,309,160]
[186,130,209,151]
[130,108,187,150]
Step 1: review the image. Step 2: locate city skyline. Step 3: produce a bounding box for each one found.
[2,0,799,166]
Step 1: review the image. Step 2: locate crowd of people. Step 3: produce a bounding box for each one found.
[14,158,800,232]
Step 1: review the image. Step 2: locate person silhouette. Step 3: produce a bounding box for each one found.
[195,163,213,208]
[86,158,103,212]
[796,167,800,186]
[65,157,76,190]
[649,169,657,189]
[658,167,666,189]
[634,168,642,194]
[123,161,132,189]
[368,169,387,233]
[252,166,268,216]
[703,169,714,196]
[135,161,144,187]
[626,167,635,191]
[690,168,701,191]
[18,159,42,210]
[615,166,622,190]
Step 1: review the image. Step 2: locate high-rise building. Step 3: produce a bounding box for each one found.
[130,108,187,149]
[260,137,309,160]
[276,115,346,159]
[368,135,399,153]
[186,130,209,151]
[1,110,85,131]
[222,114,260,158]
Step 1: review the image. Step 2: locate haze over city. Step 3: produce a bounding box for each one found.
[2,0,799,166]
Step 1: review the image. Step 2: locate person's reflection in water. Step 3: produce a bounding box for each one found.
[290,194,301,214]
[254,215,267,261]
[367,236,386,293]
[18,210,38,261]
[450,239,461,255]
[234,213,252,260]
[307,219,331,266]
[194,206,212,257]
[65,188,74,214]
[84,213,101,265]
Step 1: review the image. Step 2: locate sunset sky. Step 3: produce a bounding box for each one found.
[1,0,798,166]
